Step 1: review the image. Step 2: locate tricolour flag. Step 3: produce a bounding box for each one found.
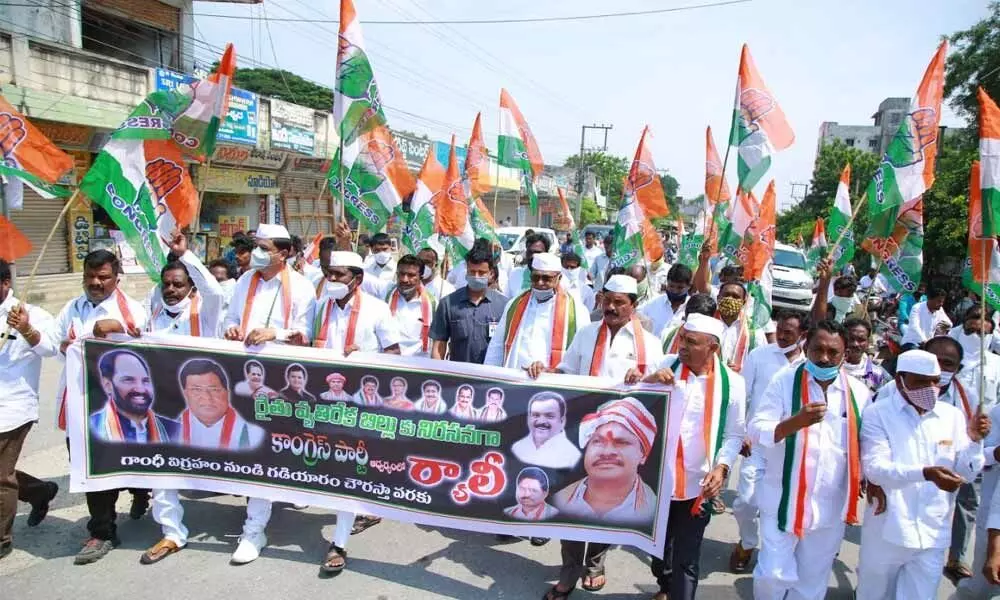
[610,127,669,270]
[0,95,74,209]
[80,94,198,281]
[978,87,1000,237]
[465,115,499,247]
[0,215,32,262]
[329,124,415,234]
[626,126,669,220]
[719,189,759,265]
[557,187,588,268]
[828,163,855,270]
[171,44,235,161]
[436,136,474,262]
[678,201,708,270]
[729,44,794,193]
[705,125,732,204]
[862,41,946,293]
[334,0,386,146]
[963,160,1000,311]
[805,217,827,276]
[498,88,543,213]
[303,231,324,265]
[746,180,776,328]
[402,146,444,255]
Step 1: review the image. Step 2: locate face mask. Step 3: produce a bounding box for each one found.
[666,289,688,303]
[532,287,555,302]
[164,294,192,313]
[467,275,489,291]
[831,296,855,319]
[422,265,434,280]
[398,284,418,297]
[636,279,650,298]
[326,281,350,300]
[805,359,840,381]
[938,371,954,387]
[718,297,744,320]
[374,251,392,266]
[776,341,799,353]
[250,247,271,270]
[563,268,580,285]
[900,378,939,411]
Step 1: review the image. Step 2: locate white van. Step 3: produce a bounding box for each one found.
[771,242,814,311]
[497,227,559,262]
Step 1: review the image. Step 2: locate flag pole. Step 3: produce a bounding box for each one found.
[859,257,883,319]
[828,192,867,261]
[980,239,988,414]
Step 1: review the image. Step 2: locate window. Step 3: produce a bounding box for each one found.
[845,138,855,147]
[868,138,878,149]
[890,113,902,125]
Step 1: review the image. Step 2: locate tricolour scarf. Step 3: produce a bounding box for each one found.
[503,290,577,369]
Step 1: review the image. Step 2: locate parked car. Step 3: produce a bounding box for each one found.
[497,227,558,263]
[771,242,814,311]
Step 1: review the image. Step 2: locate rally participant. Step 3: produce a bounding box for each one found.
[230,235,253,277]
[951,306,1000,410]
[859,267,889,298]
[220,224,314,565]
[812,258,863,324]
[588,233,614,293]
[531,274,663,599]
[362,232,396,285]
[956,401,1000,598]
[648,257,671,296]
[416,246,455,302]
[54,249,148,565]
[747,320,871,599]
[639,263,693,338]
[289,235,323,285]
[484,253,589,371]
[448,238,512,294]
[384,254,435,358]
[506,233,551,295]
[717,282,767,372]
[430,247,507,364]
[0,259,58,561]
[313,251,400,357]
[640,314,746,600]
[900,285,952,349]
[856,349,990,599]
[626,263,656,307]
[842,318,891,393]
[582,230,603,267]
[207,259,237,315]
[559,252,595,312]
[659,293,716,355]
[728,309,807,573]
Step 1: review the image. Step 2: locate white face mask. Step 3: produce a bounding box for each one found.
[326,281,350,300]
[164,293,192,313]
[562,268,581,285]
[422,264,433,280]
[830,296,855,319]
[374,251,392,266]
[939,371,954,387]
[250,247,271,270]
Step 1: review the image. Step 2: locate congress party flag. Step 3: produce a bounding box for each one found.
[80,94,199,281]
[0,95,74,210]
[626,126,669,220]
[329,124,415,234]
[729,44,794,193]
[498,88,543,213]
[978,87,1000,238]
[718,189,758,266]
[963,161,1000,311]
[805,217,827,276]
[705,125,732,204]
[745,181,776,328]
[828,163,855,271]
[171,44,235,161]
[436,136,474,261]
[0,215,32,263]
[678,202,708,270]
[401,147,444,255]
[334,0,386,146]
[465,115,500,247]
[862,42,945,293]
[303,231,324,265]
[557,187,588,268]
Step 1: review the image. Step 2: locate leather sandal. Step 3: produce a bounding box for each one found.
[542,584,574,600]
[350,515,382,535]
[139,538,184,565]
[581,572,606,591]
[320,543,347,574]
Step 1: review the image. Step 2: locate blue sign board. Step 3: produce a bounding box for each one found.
[154,68,259,146]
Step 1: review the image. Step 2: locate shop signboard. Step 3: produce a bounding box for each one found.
[271,99,315,155]
[212,145,287,170]
[202,169,280,195]
[218,215,250,246]
[154,68,258,146]
[391,130,433,170]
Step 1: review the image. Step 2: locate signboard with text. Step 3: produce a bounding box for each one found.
[154,68,258,146]
[270,99,315,155]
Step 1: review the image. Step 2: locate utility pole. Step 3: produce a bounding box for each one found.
[575,123,613,225]
[787,182,809,212]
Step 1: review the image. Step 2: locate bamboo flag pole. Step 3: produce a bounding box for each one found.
[979,238,988,414]
[828,191,867,260]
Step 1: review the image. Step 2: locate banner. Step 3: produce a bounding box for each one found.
[271,99,316,155]
[154,68,258,146]
[66,336,680,555]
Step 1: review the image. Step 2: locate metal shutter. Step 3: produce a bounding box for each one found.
[9,188,70,275]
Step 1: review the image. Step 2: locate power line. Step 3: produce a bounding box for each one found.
[188,0,752,25]
[260,1,299,105]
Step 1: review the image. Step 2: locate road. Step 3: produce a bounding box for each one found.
[1,361,960,599]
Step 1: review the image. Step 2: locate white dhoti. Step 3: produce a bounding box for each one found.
[856,513,946,600]
[331,510,355,548]
[152,489,188,546]
[733,451,764,549]
[243,497,273,537]
[956,469,1000,599]
[752,513,846,600]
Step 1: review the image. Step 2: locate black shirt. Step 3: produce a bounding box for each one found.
[429,287,509,364]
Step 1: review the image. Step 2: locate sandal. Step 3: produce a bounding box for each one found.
[139,538,184,565]
[351,515,382,535]
[581,572,606,592]
[542,584,574,600]
[320,543,347,574]
[944,561,973,581]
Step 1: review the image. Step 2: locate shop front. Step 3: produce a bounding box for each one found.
[197,157,282,262]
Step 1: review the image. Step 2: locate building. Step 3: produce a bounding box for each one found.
[817,97,910,156]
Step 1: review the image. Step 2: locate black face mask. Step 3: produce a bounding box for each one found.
[666,289,688,303]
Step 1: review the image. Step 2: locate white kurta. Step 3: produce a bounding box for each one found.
[483,293,589,369]
[741,344,805,419]
[582,244,603,267]
[638,294,687,339]
[0,295,57,433]
[221,266,315,340]
[510,431,581,469]
[423,276,455,302]
[557,319,664,381]
[313,291,400,356]
[720,318,767,371]
[900,301,952,346]
[386,289,432,358]
[147,251,225,338]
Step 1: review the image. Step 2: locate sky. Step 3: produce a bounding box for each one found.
[192,0,989,207]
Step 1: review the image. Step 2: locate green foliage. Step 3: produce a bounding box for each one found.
[579,197,604,227]
[564,152,629,211]
[232,67,333,111]
[921,133,978,273]
[945,3,1000,123]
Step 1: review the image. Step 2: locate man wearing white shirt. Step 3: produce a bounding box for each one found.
[900,285,952,348]
[485,253,589,371]
[222,224,315,347]
[859,268,890,298]
[857,349,990,600]
[582,230,603,267]
[559,252,596,312]
[589,233,614,293]
[312,250,400,357]
[0,260,59,561]
[417,246,455,302]
[729,310,807,574]
[950,307,1000,411]
[143,231,225,338]
[384,254,435,358]
[639,263,693,339]
[717,282,767,373]
[641,314,746,600]
[362,232,396,285]
[842,318,892,393]
[219,225,314,565]
[748,320,872,600]
[958,404,1000,598]
[54,249,148,565]
[413,380,447,414]
[506,233,551,296]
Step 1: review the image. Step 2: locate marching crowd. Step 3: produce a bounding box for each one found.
[3,223,1000,600]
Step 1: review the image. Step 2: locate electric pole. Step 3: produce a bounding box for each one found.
[575,123,613,224]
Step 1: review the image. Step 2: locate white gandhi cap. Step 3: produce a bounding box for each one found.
[603,274,638,295]
[328,251,364,269]
[531,253,562,273]
[896,349,942,377]
[255,223,291,241]
[683,313,726,342]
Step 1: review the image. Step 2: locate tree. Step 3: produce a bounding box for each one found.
[564,152,629,211]
[232,68,333,111]
[579,197,603,227]
[945,3,1000,123]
